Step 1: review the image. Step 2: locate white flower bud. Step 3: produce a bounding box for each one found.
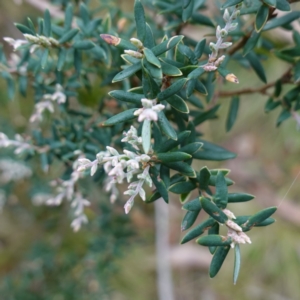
[124,50,143,58]
[130,38,143,49]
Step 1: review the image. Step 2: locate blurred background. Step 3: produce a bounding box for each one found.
[0,1,300,299]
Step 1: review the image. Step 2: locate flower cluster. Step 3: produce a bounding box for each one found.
[77,126,152,214]
[30,84,66,123]
[0,133,35,155]
[47,159,90,232]
[0,158,32,184]
[4,34,59,53]
[202,5,240,74]
[134,98,165,122]
[223,208,251,248]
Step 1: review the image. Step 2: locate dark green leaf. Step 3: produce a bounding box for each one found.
[265,98,280,112]
[14,23,35,35]
[182,0,194,22]
[144,23,155,48]
[165,95,189,113]
[226,96,240,131]
[112,62,142,82]
[222,0,243,9]
[255,4,269,32]
[214,171,228,209]
[157,78,187,101]
[276,109,291,127]
[169,180,196,194]
[182,197,202,211]
[197,235,232,246]
[134,0,146,42]
[155,152,192,163]
[200,197,228,224]
[109,90,143,105]
[73,40,95,50]
[243,31,261,56]
[57,48,67,71]
[209,175,234,186]
[193,105,220,126]
[144,48,161,68]
[43,9,51,37]
[41,49,49,69]
[227,193,255,203]
[152,35,184,56]
[149,167,169,203]
[160,60,182,76]
[64,3,73,30]
[162,161,196,178]
[194,39,206,59]
[180,142,203,155]
[142,58,162,80]
[58,28,79,44]
[276,0,291,11]
[157,111,177,140]
[102,108,138,126]
[263,11,300,31]
[198,166,210,190]
[181,210,200,231]
[246,52,267,83]
[158,131,191,152]
[191,13,214,27]
[210,246,231,278]
[242,207,277,230]
[181,218,216,244]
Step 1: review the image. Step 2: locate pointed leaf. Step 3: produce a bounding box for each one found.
[162,161,196,178]
[134,0,146,42]
[233,244,241,285]
[169,180,196,194]
[197,235,232,246]
[157,111,177,140]
[155,152,192,163]
[246,52,267,83]
[101,108,138,126]
[181,210,200,231]
[144,48,161,68]
[109,90,143,105]
[222,0,243,9]
[142,120,151,154]
[157,78,187,101]
[214,171,228,209]
[226,96,240,132]
[165,94,189,113]
[255,4,269,32]
[200,197,228,224]
[181,218,216,244]
[149,167,169,203]
[182,197,202,211]
[263,11,300,31]
[228,193,255,203]
[112,62,142,82]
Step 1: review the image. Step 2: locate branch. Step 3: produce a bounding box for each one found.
[219,67,293,98]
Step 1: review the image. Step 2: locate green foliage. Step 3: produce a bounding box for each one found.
[2,0,300,288]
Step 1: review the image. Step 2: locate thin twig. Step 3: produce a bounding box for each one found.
[219,67,293,98]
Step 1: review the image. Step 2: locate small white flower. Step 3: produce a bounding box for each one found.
[134,98,165,122]
[223,209,236,219]
[124,199,134,214]
[226,219,242,232]
[3,37,28,51]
